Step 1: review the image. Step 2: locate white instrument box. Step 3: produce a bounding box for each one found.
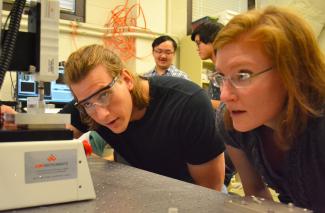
[0,140,96,211]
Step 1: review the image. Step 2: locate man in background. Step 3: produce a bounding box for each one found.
[191,22,223,109]
[143,35,189,79]
[191,22,236,188]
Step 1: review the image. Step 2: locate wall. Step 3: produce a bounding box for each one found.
[61,0,187,75]
[135,0,187,74]
[0,72,16,101]
[0,0,188,101]
[256,0,325,53]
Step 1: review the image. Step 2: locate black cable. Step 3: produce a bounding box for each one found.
[1,9,13,46]
[0,0,26,90]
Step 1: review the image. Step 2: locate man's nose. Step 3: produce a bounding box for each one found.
[93,104,110,117]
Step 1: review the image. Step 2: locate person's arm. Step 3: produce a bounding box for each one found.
[226,145,273,199]
[180,88,225,191]
[65,124,84,138]
[1,105,17,129]
[187,152,225,191]
[211,99,220,109]
[59,101,88,138]
[1,105,17,114]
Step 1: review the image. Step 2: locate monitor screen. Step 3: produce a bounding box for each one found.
[50,67,74,103]
[16,69,73,104]
[17,72,39,99]
[20,81,36,94]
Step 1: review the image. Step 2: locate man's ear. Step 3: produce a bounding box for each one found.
[120,69,134,90]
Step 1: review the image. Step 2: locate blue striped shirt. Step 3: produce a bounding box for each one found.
[142,65,190,80]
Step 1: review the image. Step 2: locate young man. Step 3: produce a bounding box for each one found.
[64,44,225,191]
[142,35,189,79]
[191,22,224,109]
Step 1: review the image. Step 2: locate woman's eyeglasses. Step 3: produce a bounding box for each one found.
[210,67,273,88]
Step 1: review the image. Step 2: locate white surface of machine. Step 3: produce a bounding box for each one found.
[7,0,68,130]
[33,0,60,83]
[0,140,96,211]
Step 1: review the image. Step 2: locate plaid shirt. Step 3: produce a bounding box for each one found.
[142,65,190,80]
[208,81,221,100]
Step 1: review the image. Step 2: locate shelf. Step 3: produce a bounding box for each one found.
[203,60,215,71]
[180,36,214,87]
[202,80,209,84]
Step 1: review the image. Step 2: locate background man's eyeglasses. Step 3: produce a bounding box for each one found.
[153,49,174,55]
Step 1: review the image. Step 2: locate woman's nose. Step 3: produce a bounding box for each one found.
[220,81,237,103]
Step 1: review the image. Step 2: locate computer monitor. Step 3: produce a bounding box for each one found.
[16,67,73,104]
[16,72,51,100]
[50,67,74,103]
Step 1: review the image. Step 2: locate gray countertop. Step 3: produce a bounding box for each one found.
[5,158,310,213]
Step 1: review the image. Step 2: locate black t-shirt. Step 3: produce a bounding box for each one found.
[216,105,325,212]
[59,100,88,133]
[97,76,225,183]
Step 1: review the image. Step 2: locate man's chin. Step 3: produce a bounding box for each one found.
[158,64,169,69]
[199,55,208,60]
[107,125,127,134]
[111,128,125,134]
